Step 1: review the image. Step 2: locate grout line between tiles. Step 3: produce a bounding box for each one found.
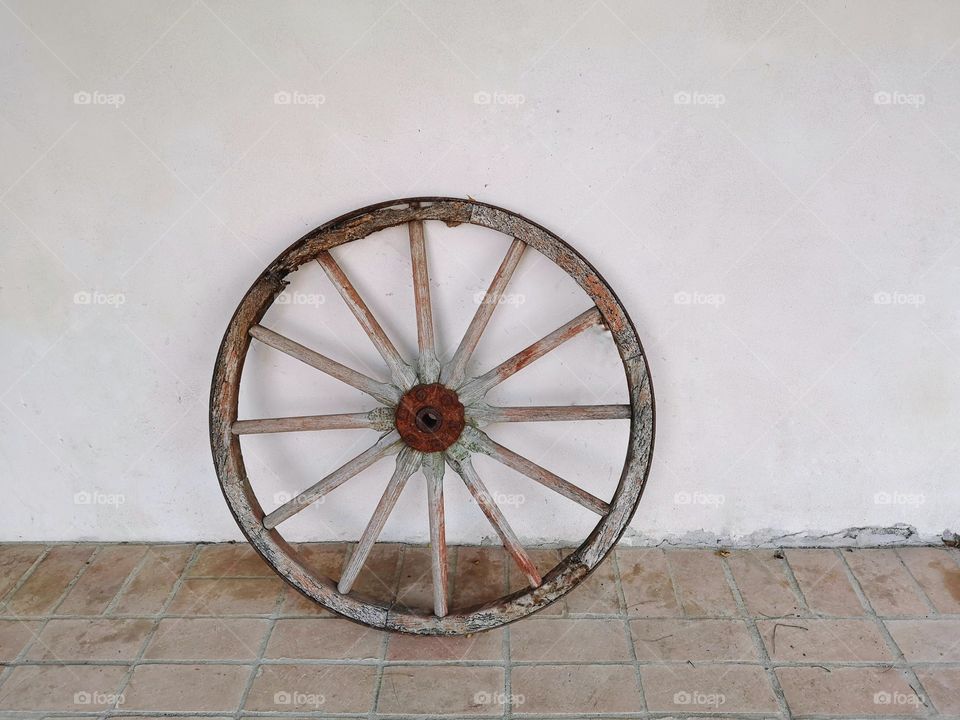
[612,549,647,712]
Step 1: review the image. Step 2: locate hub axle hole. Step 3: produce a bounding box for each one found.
[415,407,443,434]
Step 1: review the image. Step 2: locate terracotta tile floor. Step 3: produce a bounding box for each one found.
[0,543,958,718]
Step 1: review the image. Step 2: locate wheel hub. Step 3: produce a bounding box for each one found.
[395,383,465,452]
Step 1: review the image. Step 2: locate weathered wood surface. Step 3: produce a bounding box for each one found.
[409,220,440,383]
[422,452,449,617]
[232,408,393,435]
[338,447,422,594]
[249,325,400,405]
[467,403,630,425]
[262,431,402,529]
[210,197,655,635]
[316,250,418,390]
[458,307,602,405]
[441,238,525,388]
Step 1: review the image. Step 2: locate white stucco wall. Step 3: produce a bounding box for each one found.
[2,1,958,544]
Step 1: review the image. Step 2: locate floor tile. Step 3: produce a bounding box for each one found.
[394,545,436,613]
[631,618,758,661]
[57,545,147,615]
[897,547,960,613]
[143,617,269,660]
[727,550,804,616]
[245,663,375,713]
[511,618,631,662]
[0,664,129,711]
[377,666,504,715]
[845,549,932,616]
[25,618,152,661]
[451,546,506,608]
[666,549,738,616]
[915,667,960,715]
[111,545,194,614]
[777,666,924,716]
[758,618,892,662]
[0,619,41,661]
[386,627,504,661]
[886,618,960,661]
[349,543,402,605]
[787,549,864,616]
[0,545,45,598]
[4,545,95,616]
[617,548,682,617]
[166,577,282,615]
[264,618,381,659]
[512,664,642,714]
[642,663,777,712]
[188,544,273,577]
[122,664,249,711]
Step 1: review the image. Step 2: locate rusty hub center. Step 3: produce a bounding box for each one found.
[395,383,465,452]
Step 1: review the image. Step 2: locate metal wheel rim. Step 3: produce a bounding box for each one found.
[209,196,655,634]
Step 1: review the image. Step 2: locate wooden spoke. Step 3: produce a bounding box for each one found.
[463,427,609,516]
[232,408,393,435]
[250,325,400,405]
[422,452,448,617]
[441,238,525,389]
[338,447,422,594]
[316,251,418,390]
[444,451,541,588]
[409,220,440,383]
[458,307,602,405]
[263,431,402,529]
[468,403,631,426]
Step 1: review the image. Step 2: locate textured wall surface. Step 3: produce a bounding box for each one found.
[2,1,958,543]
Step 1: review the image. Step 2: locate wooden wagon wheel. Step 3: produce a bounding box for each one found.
[210,197,654,634]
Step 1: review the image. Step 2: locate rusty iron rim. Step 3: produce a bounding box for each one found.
[209,197,655,634]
